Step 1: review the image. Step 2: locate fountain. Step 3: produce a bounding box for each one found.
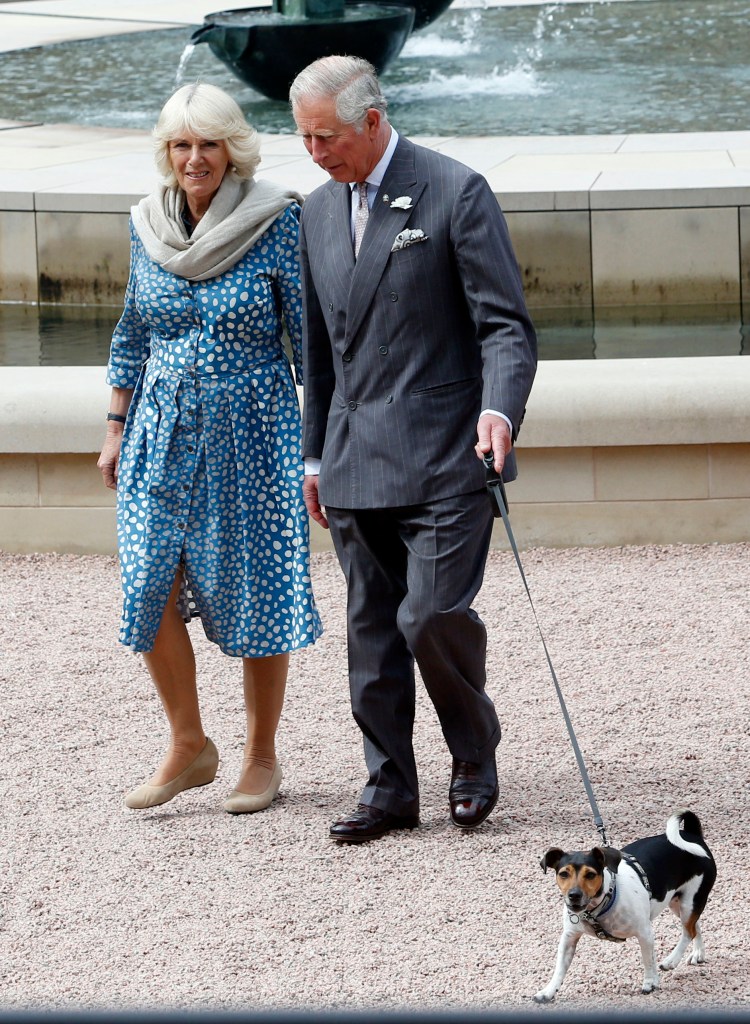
[191,0,417,102]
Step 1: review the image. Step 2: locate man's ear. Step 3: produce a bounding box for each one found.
[364,108,381,135]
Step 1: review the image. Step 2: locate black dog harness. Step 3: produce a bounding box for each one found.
[570,853,652,942]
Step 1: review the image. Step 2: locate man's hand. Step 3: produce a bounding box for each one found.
[474,413,511,474]
[303,475,329,530]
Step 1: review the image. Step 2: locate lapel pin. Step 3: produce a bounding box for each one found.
[382,194,390,203]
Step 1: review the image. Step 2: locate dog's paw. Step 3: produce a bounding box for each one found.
[534,990,556,1004]
[687,952,706,966]
[659,958,676,972]
[641,979,660,994]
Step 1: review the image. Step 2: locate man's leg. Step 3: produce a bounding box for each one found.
[327,506,420,817]
[396,490,500,763]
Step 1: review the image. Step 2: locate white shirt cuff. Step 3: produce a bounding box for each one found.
[481,409,513,433]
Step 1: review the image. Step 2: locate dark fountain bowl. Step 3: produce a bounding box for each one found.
[345,0,452,30]
[191,3,416,102]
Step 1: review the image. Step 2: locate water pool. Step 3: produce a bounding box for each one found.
[2,303,746,367]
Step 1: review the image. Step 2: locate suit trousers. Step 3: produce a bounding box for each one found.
[326,490,500,816]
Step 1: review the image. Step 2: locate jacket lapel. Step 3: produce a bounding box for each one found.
[345,137,425,343]
[328,179,355,273]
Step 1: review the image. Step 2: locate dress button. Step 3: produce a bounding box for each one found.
[379,345,388,355]
[187,445,195,453]
[183,483,190,491]
[348,400,357,411]
[177,522,186,530]
[343,353,352,363]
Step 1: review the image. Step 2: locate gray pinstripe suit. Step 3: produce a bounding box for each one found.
[300,135,537,815]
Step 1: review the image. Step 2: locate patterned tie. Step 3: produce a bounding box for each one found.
[353,181,369,258]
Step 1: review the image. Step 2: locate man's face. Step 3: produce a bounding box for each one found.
[293,95,382,183]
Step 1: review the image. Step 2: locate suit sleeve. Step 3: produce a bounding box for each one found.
[450,173,537,441]
[299,210,337,462]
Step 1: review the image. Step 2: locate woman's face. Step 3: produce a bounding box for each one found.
[168,132,231,209]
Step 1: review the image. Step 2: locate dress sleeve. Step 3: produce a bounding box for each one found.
[273,203,304,386]
[105,221,151,389]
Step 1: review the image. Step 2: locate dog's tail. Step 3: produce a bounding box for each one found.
[666,810,711,859]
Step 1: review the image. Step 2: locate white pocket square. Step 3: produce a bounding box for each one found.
[391,228,428,252]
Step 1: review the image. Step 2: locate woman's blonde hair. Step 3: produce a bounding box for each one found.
[153,82,261,185]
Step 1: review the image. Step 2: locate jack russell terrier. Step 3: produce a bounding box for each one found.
[535,810,716,1002]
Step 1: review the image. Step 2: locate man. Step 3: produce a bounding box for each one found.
[290,56,537,843]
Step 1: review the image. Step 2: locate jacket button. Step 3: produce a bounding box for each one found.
[343,353,352,362]
[348,400,357,411]
[328,302,333,311]
[378,345,388,355]
[390,292,398,302]
[385,395,393,404]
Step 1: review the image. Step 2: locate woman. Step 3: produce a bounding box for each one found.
[98,82,321,814]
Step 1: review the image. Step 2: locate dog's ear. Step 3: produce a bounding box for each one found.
[592,846,622,872]
[540,848,565,873]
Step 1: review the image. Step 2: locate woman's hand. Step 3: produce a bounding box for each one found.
[99,387,132,489]
[98,427,123,490]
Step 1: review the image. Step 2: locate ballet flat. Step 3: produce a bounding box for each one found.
[223,762,282,815]
[124,737,219,809]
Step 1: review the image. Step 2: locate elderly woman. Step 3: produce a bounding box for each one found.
[98,83,321,814]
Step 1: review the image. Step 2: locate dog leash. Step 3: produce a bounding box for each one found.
[484,453,610,846]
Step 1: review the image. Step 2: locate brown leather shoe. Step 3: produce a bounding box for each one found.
[449,757,499,829]
[330,803,419,843]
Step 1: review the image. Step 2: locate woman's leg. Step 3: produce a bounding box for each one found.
[140,571,207,786]
[234,653,289,794]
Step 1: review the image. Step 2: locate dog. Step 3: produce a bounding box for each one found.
[535,810,716,1002]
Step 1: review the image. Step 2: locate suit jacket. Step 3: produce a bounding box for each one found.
[299,135,537,509]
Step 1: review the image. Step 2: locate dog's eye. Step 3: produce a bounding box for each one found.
[582,869,598,881]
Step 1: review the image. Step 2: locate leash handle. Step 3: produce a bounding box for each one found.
[483,451,609,847]
[483,452,508,516]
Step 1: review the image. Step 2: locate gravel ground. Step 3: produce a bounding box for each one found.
[1,544,748,1013]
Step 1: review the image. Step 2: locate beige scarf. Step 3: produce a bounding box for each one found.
[131,175,303,281]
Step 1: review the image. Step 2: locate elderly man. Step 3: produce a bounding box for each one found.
[290,55,537,842]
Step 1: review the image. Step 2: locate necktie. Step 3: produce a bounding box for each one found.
[353,181,369,258]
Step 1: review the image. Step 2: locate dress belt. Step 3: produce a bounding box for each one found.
[144,354,284,383]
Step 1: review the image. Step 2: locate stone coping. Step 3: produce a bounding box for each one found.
[3,357,749,454]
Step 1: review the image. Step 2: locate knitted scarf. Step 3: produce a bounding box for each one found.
[131,174,302,281]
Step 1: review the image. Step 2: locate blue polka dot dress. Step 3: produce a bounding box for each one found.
[106,204,322,657]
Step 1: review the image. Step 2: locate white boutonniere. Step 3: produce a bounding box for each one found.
[391,228,428,252]
[390,196,413,210]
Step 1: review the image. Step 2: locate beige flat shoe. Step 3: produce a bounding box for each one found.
[124,737,219,809]
[223,762,282,815]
